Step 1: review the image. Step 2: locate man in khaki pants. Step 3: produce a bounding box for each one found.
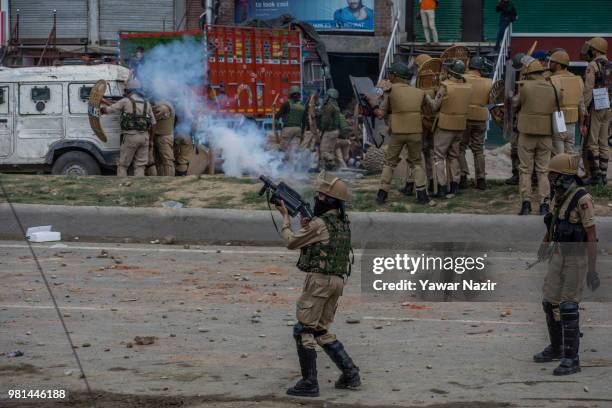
[580,37,610,186]
[370,62,431,205]
[101,78,155,177]
[277,86,306,160]
[548,50,585,156]
[460,56,493,190]
[513,60,558,215]
[426,60,473,197]
[277,171,360,397]
[318,89,342,170]
[152,100,176,176]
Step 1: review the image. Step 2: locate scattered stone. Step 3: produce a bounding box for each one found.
[241,353,249,358]
[259,334,266,338]
[8,350,24,358]
[63,313,71,317]
[126,342,133,349]
[134,336,157,346]
[346,318,361,324]
[211,316,218,320]
[124,181,132,187]
[196,307,203,312]
[37,343,45,347]
[82,343,91,348]
[251,318,261,324]
[64,370,73,376]
[584,386,589,393]
[150,240,160,244]
[373,325,383,330]
[184,244,191,249]
[392,386,401,391]
[170,334,176,338]
[286,321,295,326]
[426,365,433,369]
[198,327,210,333]
[97,250,109,259]
[104,348,110,352]
[591,348,597,352]
[25,331,31,336]
[161,235,176,245]
[110,308,118,312]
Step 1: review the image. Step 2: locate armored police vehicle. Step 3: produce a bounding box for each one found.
[0,64,128,175]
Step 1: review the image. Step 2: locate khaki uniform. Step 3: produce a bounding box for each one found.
[543,188,595,304]
[459,70,492,180]
[278,99,306,157]
[152,101,176,176]
[106,93,156,177]
[549,69,585,155]
[281,215,343,348]
[379,82,427,192]
[174,133,194,174]
[514,76,557,204]
[427,78,473,187]
[583,56,611,177]
[319,100,341,170]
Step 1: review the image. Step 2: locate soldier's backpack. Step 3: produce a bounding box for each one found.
[120,97,153,132]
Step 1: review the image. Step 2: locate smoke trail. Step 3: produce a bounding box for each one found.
[135,37,314,180]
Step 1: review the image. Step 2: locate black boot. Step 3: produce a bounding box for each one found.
[518,201,531,215]
[539,202,550,216]
[428,179,435,194]
[554,301,581,376]
[287,341,320,397]
[534,302,562,363]
[505,174,519,185]
[416,188,431,205]
[175,170,187,176]
[448,181,459,196]
[475,178,487,190]
[322,340,361,390]
[435,184,449,198]
[398,182,414,196]
[375,189,388,205]
[459,175,468,189]
[599,173,608,186]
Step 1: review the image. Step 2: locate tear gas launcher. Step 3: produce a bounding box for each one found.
[259,175,314,220]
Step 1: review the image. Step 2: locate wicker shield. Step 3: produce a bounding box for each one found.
[440,45,470,67]
[489,80,505,129]
[88,80,109,143]
[417,58,443,129]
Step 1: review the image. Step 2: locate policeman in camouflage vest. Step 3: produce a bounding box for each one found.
[426,59,473,197]
[548,50,586,156]
[534,154,599,376]
[513,59,559,216]
[459,56,493,190]
[277,86,306,160]
[277,171,360,397]
[101,78,156,177]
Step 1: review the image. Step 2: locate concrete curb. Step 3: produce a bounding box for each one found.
[1,203,611,246]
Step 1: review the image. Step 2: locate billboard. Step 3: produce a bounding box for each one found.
[235,0,375,32]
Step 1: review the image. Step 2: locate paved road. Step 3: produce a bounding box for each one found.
[1,240,611,408]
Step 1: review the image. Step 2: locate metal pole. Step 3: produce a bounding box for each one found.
[205,0,213,25]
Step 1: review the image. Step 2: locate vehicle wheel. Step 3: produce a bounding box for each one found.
[51,151,101,176]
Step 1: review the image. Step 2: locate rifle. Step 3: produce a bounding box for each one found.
[349,75,384,148]
[526,241,557,270]
[259,175,314,220]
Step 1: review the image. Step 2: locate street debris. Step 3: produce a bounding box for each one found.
[26,225,61,242]
[346,318,361,324]
[161,200,184,209]
[7,350,24,357]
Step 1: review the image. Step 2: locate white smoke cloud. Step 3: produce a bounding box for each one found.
[135,37,314,180]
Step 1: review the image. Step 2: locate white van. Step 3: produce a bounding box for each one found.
[0,64,128,175]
